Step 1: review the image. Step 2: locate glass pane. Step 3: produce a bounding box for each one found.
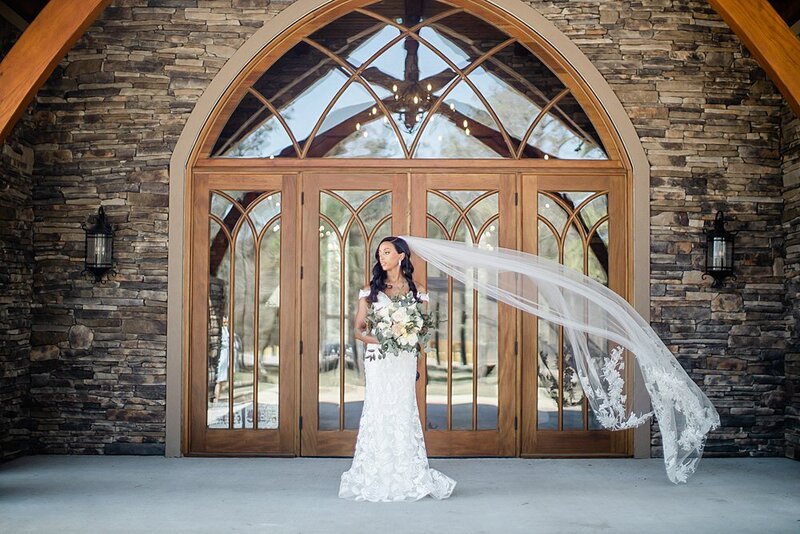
[214,191,247,235]
[564,224,583,274]
[466,193,498,233]
[563,192,594,212]
[208,219,230,429]
[249,192,282,236]
[562,343,584,430]
[253,41,352,149]
[426,189,499,431]
[233,221,256,429]
[221,111,296,158]
[361,35,458,144]
[426,220,448,430]
[477,225,499,429]
[588,220,609,285]
[319,189,392,430]
[210,192,234,220]
[414,113,504,158]
[538,193,567,235]
[212,92,270,157]
[451,221,473,430]
[537,318,559,430]
[257,193,281,429]
[578,193,608,229]
[308,12,400,69]
[538,219,558,260]
[307,81,404,157]
[318,218,341,430]
[525,92,607,159]
[344,225,366,429]
[321,114,406,158]
[486,42,566,102]
[423,12,510,66]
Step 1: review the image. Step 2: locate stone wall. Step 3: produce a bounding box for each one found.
[782,103,800,460]
[8,0,791,457]
[24,1,275,455]
[0,17,33,461]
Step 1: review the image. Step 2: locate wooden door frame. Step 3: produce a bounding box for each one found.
[185,164,637,457]
[519,172,632,457]
[410,172,518,456]
[187,172,300,455]
[299,171,410,456]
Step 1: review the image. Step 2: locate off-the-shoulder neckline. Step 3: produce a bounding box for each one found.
[360,288,427,299]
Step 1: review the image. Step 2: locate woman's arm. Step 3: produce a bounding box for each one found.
[354,289,379,344]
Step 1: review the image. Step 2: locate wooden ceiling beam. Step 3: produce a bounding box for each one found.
[0,0,112,144]
[709,0,800,117]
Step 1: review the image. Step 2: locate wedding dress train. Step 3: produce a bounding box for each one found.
[338,289,456,502]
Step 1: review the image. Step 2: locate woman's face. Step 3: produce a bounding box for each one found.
[378,241,405,272]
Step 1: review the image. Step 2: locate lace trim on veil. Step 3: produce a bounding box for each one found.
[399,235,720,484]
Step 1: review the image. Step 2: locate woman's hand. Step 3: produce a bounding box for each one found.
[359,329,380,345]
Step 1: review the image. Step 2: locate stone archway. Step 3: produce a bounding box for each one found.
[167,0,651,457]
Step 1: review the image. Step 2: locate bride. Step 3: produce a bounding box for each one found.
[338,236,457,502]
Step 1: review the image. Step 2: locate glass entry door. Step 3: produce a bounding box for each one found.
[410,173,517,456]
[520,173,632,456]
[189,173,300,455]
[300,172,409,455]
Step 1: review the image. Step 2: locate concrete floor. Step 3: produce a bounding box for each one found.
[1,456,798,533]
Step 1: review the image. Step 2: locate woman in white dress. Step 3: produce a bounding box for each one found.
[339,236,456,502]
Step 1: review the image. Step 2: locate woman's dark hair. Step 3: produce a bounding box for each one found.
[366,236,420,303]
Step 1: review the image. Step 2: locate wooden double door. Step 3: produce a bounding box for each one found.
[188,170,631,458]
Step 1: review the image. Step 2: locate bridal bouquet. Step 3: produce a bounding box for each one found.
[365,291,437,360]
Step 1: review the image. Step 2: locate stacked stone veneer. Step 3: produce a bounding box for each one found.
[0,0,793,458]
[0,17,33,461]
[782,104,800,460]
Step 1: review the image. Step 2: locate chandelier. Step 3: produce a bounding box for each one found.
[387,80,435,134]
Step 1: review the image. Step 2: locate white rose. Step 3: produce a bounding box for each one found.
[391,308,408,323]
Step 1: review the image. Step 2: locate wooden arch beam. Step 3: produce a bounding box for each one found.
[0,0,112,144]
[709,0,800,117]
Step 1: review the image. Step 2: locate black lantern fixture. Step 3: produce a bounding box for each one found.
[702,210,736,288]
[82,206,115,282]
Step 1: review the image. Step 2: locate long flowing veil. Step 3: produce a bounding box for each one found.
[400,235,720,484]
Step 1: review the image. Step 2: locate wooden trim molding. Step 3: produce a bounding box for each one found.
[709,0,800,117]
[0,0,112,143]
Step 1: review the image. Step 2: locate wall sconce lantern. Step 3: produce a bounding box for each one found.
[82,206,115,283]
[702,210,736,288]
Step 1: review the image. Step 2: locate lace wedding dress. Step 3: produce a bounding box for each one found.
[338,288,457,502]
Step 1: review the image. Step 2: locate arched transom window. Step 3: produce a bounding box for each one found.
[211,0,609,160]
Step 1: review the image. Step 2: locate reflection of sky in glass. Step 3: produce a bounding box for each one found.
[442,80,497,131]
[222,15,607,159]
[326,117,405,158]
[345,25,401,66]
[530,113,606,159]
[419,27,470,69]
[318,82,374,133]
[468,67,540,141]
[415,114,501,158]
[279,69,350,142]
[226,115,293,158]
